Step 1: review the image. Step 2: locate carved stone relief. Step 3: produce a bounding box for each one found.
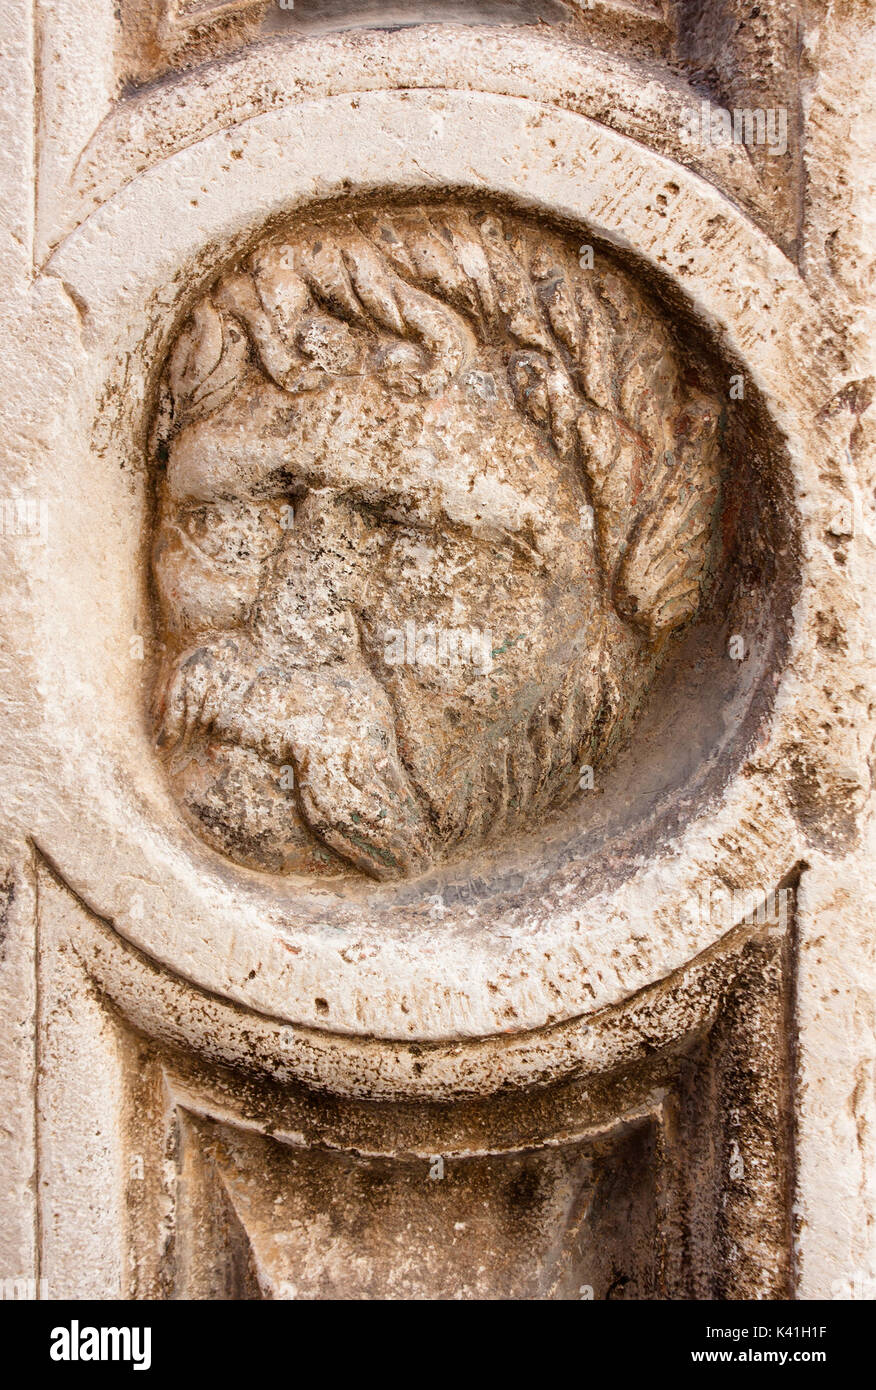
[1,0,875,1311]
[150,204,722,878]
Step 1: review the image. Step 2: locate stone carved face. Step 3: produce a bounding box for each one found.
[150,205,722,880]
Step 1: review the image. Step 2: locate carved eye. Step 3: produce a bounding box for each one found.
[183,507,217,548]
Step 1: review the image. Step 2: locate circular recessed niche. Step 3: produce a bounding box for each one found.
[41,91,809,1046]
[144,193,799,909]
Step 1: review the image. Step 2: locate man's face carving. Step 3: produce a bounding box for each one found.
[151,206,722,880]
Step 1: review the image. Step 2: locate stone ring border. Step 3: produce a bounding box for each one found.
[35,87,824,1070]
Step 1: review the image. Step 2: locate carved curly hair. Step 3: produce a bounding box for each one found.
[155,204,722,651]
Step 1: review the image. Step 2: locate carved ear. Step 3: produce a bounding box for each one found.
[613,398,721,644]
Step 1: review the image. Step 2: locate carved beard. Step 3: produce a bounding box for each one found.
[153,625,604,880]
[154,634,436,880]
[384,654,605,851]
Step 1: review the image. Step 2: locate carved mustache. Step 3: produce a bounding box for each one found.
[153,636,434,880]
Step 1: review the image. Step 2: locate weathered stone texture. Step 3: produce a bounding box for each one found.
[1,0,874,1300]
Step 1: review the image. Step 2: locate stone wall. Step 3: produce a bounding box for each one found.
[1,0,874,1301]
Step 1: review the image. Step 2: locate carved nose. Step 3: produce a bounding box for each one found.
[251,489,371,667]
